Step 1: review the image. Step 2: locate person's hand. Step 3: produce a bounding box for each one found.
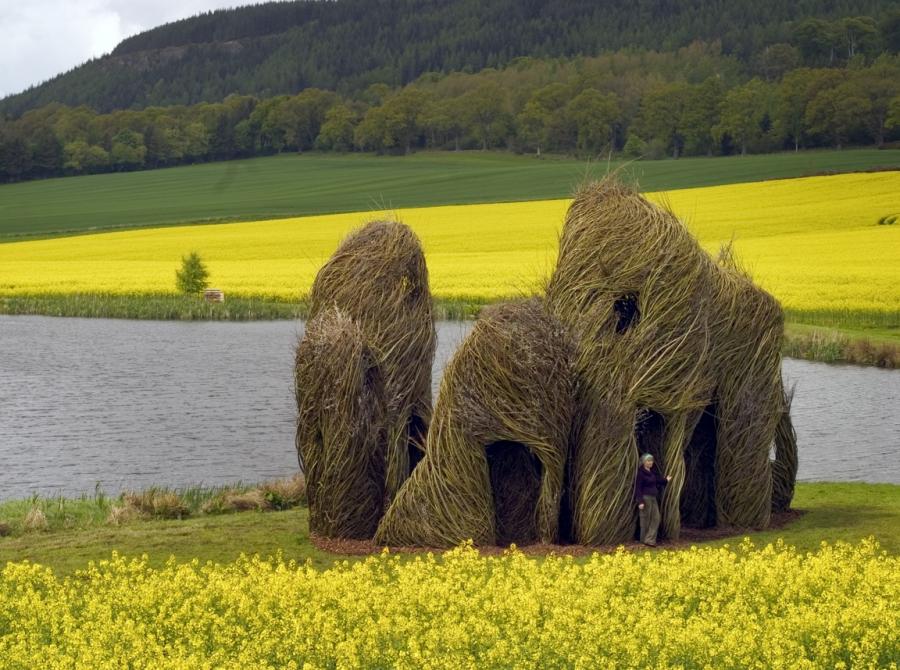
[638,503,644,510]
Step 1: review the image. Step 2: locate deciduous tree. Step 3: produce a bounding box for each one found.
[805,84,870,149]
[175,251,210,295]
[315,104,356,151]
[638,83,692,158]
[462,84,510,150]
[110,129,147,169]
[63,140,110,172]
[713,79,773,156]
[566,88,620,155]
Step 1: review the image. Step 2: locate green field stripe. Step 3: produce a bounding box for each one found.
[1,149,897,240]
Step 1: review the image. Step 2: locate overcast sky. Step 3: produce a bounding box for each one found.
[0,0,254,98]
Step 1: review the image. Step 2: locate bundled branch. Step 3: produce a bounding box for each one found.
[771,386,799,513]
[375,299,574,547]
[294,308,385,538]
[295,220,435,539]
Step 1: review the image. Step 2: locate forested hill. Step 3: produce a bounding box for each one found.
[2,0,899,116]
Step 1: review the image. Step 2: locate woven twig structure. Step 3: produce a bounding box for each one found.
[295,179,797,547]
[547,178,787,544]
[295,220,435,539]
[294,308,386,538]
[375,299,575,547]
[771,387,799,513]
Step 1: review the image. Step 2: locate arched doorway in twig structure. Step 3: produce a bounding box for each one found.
[486,440,543,546]
[681,401,719,528]
[634,408,667,539]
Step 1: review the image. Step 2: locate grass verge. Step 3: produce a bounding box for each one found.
[0,475,305,538]
[0,293,489,321]
[784,322,899,368]
[0,293,306,320]
[0,482,896,575]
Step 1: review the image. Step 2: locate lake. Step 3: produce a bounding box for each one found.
[0,316,897,500]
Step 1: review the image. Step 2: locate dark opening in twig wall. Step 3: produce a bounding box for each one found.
[681,402,719,528]
[407,414,427,475]
[614,293,640,333]
[487,441,543,546]
[635,409,666,463]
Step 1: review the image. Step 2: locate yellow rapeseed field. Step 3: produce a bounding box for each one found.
[0,540,896,668]
[0,172,897,317]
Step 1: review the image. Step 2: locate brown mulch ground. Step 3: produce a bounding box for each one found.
[311,509,805,557]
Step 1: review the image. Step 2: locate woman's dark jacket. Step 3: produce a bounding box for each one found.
[634,466,668,503]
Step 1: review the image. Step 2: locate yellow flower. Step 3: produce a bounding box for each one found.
[1,173,897,320]
[0,539,897,668]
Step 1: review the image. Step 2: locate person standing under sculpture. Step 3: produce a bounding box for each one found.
[634,453,671,546]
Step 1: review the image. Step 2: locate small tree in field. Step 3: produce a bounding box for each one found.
[176,251,209,295]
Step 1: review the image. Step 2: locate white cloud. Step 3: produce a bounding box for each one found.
[0,0,245,98]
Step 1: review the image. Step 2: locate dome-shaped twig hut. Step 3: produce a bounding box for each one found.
[375,299,575,547]
[547,178,795,544]
[295,220,435,539]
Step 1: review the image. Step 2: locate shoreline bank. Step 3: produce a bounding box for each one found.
[0,293,900,370]
[1,483,897,575]
[0,293,487,321]
[1,293,896,368]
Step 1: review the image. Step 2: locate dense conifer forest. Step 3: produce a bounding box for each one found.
[1,0,899,182]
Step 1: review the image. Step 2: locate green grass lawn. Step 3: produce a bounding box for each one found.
[783,322,899,367]
[699,483,900,553]
[2,149,897,239]
[1,483,896,576]
[785,321,900,345]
